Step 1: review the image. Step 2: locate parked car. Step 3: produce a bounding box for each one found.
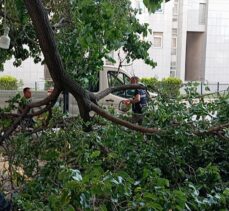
[68,65,156,115]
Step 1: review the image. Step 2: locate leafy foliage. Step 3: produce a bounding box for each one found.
[1,0,157,86]
[1,84,228,210]
[141,77,182,98]
[0,75,19,90]
[0,0,41,67]
[55,0,155,87]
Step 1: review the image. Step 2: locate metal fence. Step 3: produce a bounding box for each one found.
[0,82,228,115]
[180,82,229,95]
[32,81,229,94]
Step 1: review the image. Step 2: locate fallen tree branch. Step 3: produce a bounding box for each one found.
[0,88,61,143]
[194,123,229,136]
[90,103,159,134]
[95,84,147,101]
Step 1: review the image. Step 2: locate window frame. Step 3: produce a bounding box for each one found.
[107,71,132,98]
[153,32,163,48]
[199,3,206,25]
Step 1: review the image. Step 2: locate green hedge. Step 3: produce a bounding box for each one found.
[141,77,182,98]
[141,77,158,90]
[0,75,18,90]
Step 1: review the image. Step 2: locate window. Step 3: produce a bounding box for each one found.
[170,70,176,77]
[171,36,177,55]
[173,3,178,15]
[153,32,163,48]
[172,37,177,48]
[171,49,177,55]
[170,61,176,77]
[199,3,206,25]
[170,61,176,69]
[172,17,178,22]
[107,71,132,98]
[172,28,177,35]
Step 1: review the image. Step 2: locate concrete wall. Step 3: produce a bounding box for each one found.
[176,0,188,81]
[0,90,47,108]
[2,0,229,85]
[187,0,207,32]
[204,0,229,82]
[177,0,207,81]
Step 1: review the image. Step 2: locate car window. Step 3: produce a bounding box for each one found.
[107,71,131,98]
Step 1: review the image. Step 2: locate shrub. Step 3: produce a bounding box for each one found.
[1,86,229,210]
[0,75,18,90]
[141,77,182,98]
[140,77,158,90]
[160,77,182,98]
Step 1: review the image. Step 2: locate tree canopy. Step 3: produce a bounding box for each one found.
[0,1,228,209]
[0,0,167,140]
[0,0,159,75]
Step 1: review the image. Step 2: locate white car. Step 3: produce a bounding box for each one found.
[68,66,156,114]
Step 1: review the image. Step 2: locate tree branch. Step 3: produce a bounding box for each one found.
[90,103,159,134]
[0,87,61,143]
[195,123,229,136]
[52,17,71,30]
[95,84,147,101]
[24,0,65,85]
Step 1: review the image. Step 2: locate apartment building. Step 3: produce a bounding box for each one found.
[177,0,229,83]
[1,0,229,88]
[112,0,229,83]
[108,0,174,79]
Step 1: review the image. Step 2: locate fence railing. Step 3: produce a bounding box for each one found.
[180,82,229,95]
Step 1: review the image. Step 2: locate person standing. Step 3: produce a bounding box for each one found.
[124,76,148,124]
[18,87,35,128]
[18,87,32,112]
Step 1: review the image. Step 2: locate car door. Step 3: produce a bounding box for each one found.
[99,70,132,110]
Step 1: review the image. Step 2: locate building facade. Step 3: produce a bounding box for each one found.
[111,0,229,83]
[1,0,229,88]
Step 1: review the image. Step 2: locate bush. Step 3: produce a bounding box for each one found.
[160,77,182,98]
[0,75,18,90]
[141,77,182,98]
[140,77,158,90]
[1,84,228,210]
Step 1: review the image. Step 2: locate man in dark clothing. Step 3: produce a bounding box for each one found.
[124,76,148,124]
[18,87,35,128]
